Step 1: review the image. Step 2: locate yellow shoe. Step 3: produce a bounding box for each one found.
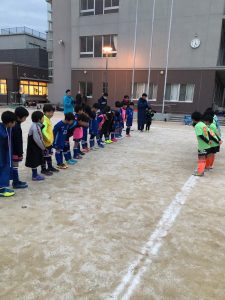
[0,188,15,197]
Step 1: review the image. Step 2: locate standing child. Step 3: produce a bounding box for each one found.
[191,112,211,176]
[89,103,100,150]
[41,104,59,175]
[114,101,123,139]
[12,107,29,189]
[0,111,16,197]
[145,107,155,131]
[25,111,46,181]
[120,101,127,136]
[126,102,134,137]
[203,114,223,169]
[53,113,75,169]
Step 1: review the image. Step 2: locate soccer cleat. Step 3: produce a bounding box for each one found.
[105,140,113,144]
[41,169,53,176]
[32,175,45,181]
[111,138,118,142]
[0,188,15,197]
[48,166,59,173]
[13,182,28,189]
[66,159,77,165]
[192,171,204,177]
[57,163,68,169]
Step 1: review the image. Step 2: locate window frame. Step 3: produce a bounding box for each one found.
[19,80,48,96]
[165,83,195,103]
[80,0,119,16]
[133,82,158,101]
[79,81,93,98]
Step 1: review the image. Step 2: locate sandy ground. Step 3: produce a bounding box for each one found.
[0,109,225,300]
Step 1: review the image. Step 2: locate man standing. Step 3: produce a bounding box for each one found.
[137,93,149,131]
[98,92,108,113]
[63,89,75,114]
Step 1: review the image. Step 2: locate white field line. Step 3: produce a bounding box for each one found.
[109,175,198,300]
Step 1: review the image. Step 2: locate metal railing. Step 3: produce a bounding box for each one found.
[0,27,46,40]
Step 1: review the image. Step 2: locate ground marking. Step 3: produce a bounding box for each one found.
[109,175,198,300]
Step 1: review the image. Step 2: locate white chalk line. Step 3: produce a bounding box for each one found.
[109,175,198,300]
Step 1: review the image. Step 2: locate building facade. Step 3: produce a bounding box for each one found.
[0,27,48,104]
[47,0,225,113]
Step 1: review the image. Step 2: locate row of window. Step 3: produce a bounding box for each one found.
[20,81,48,96]
[80,0,119,16]
[78,82,195,102]
[80,35,117,57]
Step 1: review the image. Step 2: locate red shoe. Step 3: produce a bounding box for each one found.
[82,148,90,153]
[111,138,118,142]
[126,134,131,137]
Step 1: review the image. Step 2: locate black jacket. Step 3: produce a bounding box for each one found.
[12,121,23,157]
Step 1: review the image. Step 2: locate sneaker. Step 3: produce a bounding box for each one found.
[79,152,85,156]
[82,148,90,153]
[48,166,59,173]
[94,146,99,150]
[66,159,77,165]
[41,169,53,176]
[57,163,68,169]
[192,171,204,177]
[0,188,15,197]
[32,174,45,181]
[111,138,118,142]
[105,140,113,144]
[98,144,105,149]
[13,181,28,189]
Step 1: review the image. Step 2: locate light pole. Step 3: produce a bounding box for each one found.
[102,46,113,94]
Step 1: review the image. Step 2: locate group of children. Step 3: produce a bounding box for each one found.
[0,99,135,197]
[192,108,223,176]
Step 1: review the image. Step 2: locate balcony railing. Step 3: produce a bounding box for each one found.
[0,27,46,40]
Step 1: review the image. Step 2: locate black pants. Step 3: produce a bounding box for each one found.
[146,121,152,131]
[126,126,131,135]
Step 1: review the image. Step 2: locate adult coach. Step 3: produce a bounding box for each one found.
[63,89,75,114]
[137,93,149,131]
[98,92,108,113]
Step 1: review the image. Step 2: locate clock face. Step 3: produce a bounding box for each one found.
[191,38,201,49]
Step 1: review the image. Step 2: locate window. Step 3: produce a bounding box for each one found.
[20,81,48,96]
[79,82,93,98]
[80,0,119,16]
[80,0,95,16]
[165,84,195,102]
[80,35,117,58]
[0,79,7,95]
[133,83,158,100]
[104,0,119,14]
[80,36,94,57]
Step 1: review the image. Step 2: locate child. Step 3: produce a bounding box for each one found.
[145,107,155,131]
[191,111,211,176]
[100,106,113,144]
[82,105,91,152]
[73,106,89,159]
[120,101,127,135]
[41,104,59,175]
[203,114,222,169]
[0,111,16,197]
[126,102,134,137]
[115,101,123,139]
[89,103,100,150]
[53,112,75,169]
[12,107,29,189]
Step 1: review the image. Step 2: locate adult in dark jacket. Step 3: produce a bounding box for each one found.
[137,93,149,131]
[98,93,108,113]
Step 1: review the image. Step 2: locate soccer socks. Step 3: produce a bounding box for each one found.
[12,167,19,184]
[64,150,72,161]
[90,137,95,148]
[46,156,53,169]
[32,168,38,178]
[205,155,211,169]
[197,158,206,174]
[210,154,215,168]
[55,150,63,165]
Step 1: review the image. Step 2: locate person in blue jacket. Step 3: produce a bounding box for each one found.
[126,102,134,137]
[137,93,149,131]
[63,89,75,114]
[0,111,17,198]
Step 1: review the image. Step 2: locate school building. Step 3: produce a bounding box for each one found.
[0,27,48,105]
[46,0,225,113]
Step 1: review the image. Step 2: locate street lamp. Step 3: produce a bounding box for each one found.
[102,46,113,94]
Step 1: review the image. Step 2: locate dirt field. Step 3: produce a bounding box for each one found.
[0,109,225,300]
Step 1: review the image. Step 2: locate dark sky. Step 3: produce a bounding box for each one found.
[0,0,47,33]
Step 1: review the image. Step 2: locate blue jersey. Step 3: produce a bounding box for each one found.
[114,109,122,129]
[89,113,98,136]
[126,107,134,127]
[53,121,69,149]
